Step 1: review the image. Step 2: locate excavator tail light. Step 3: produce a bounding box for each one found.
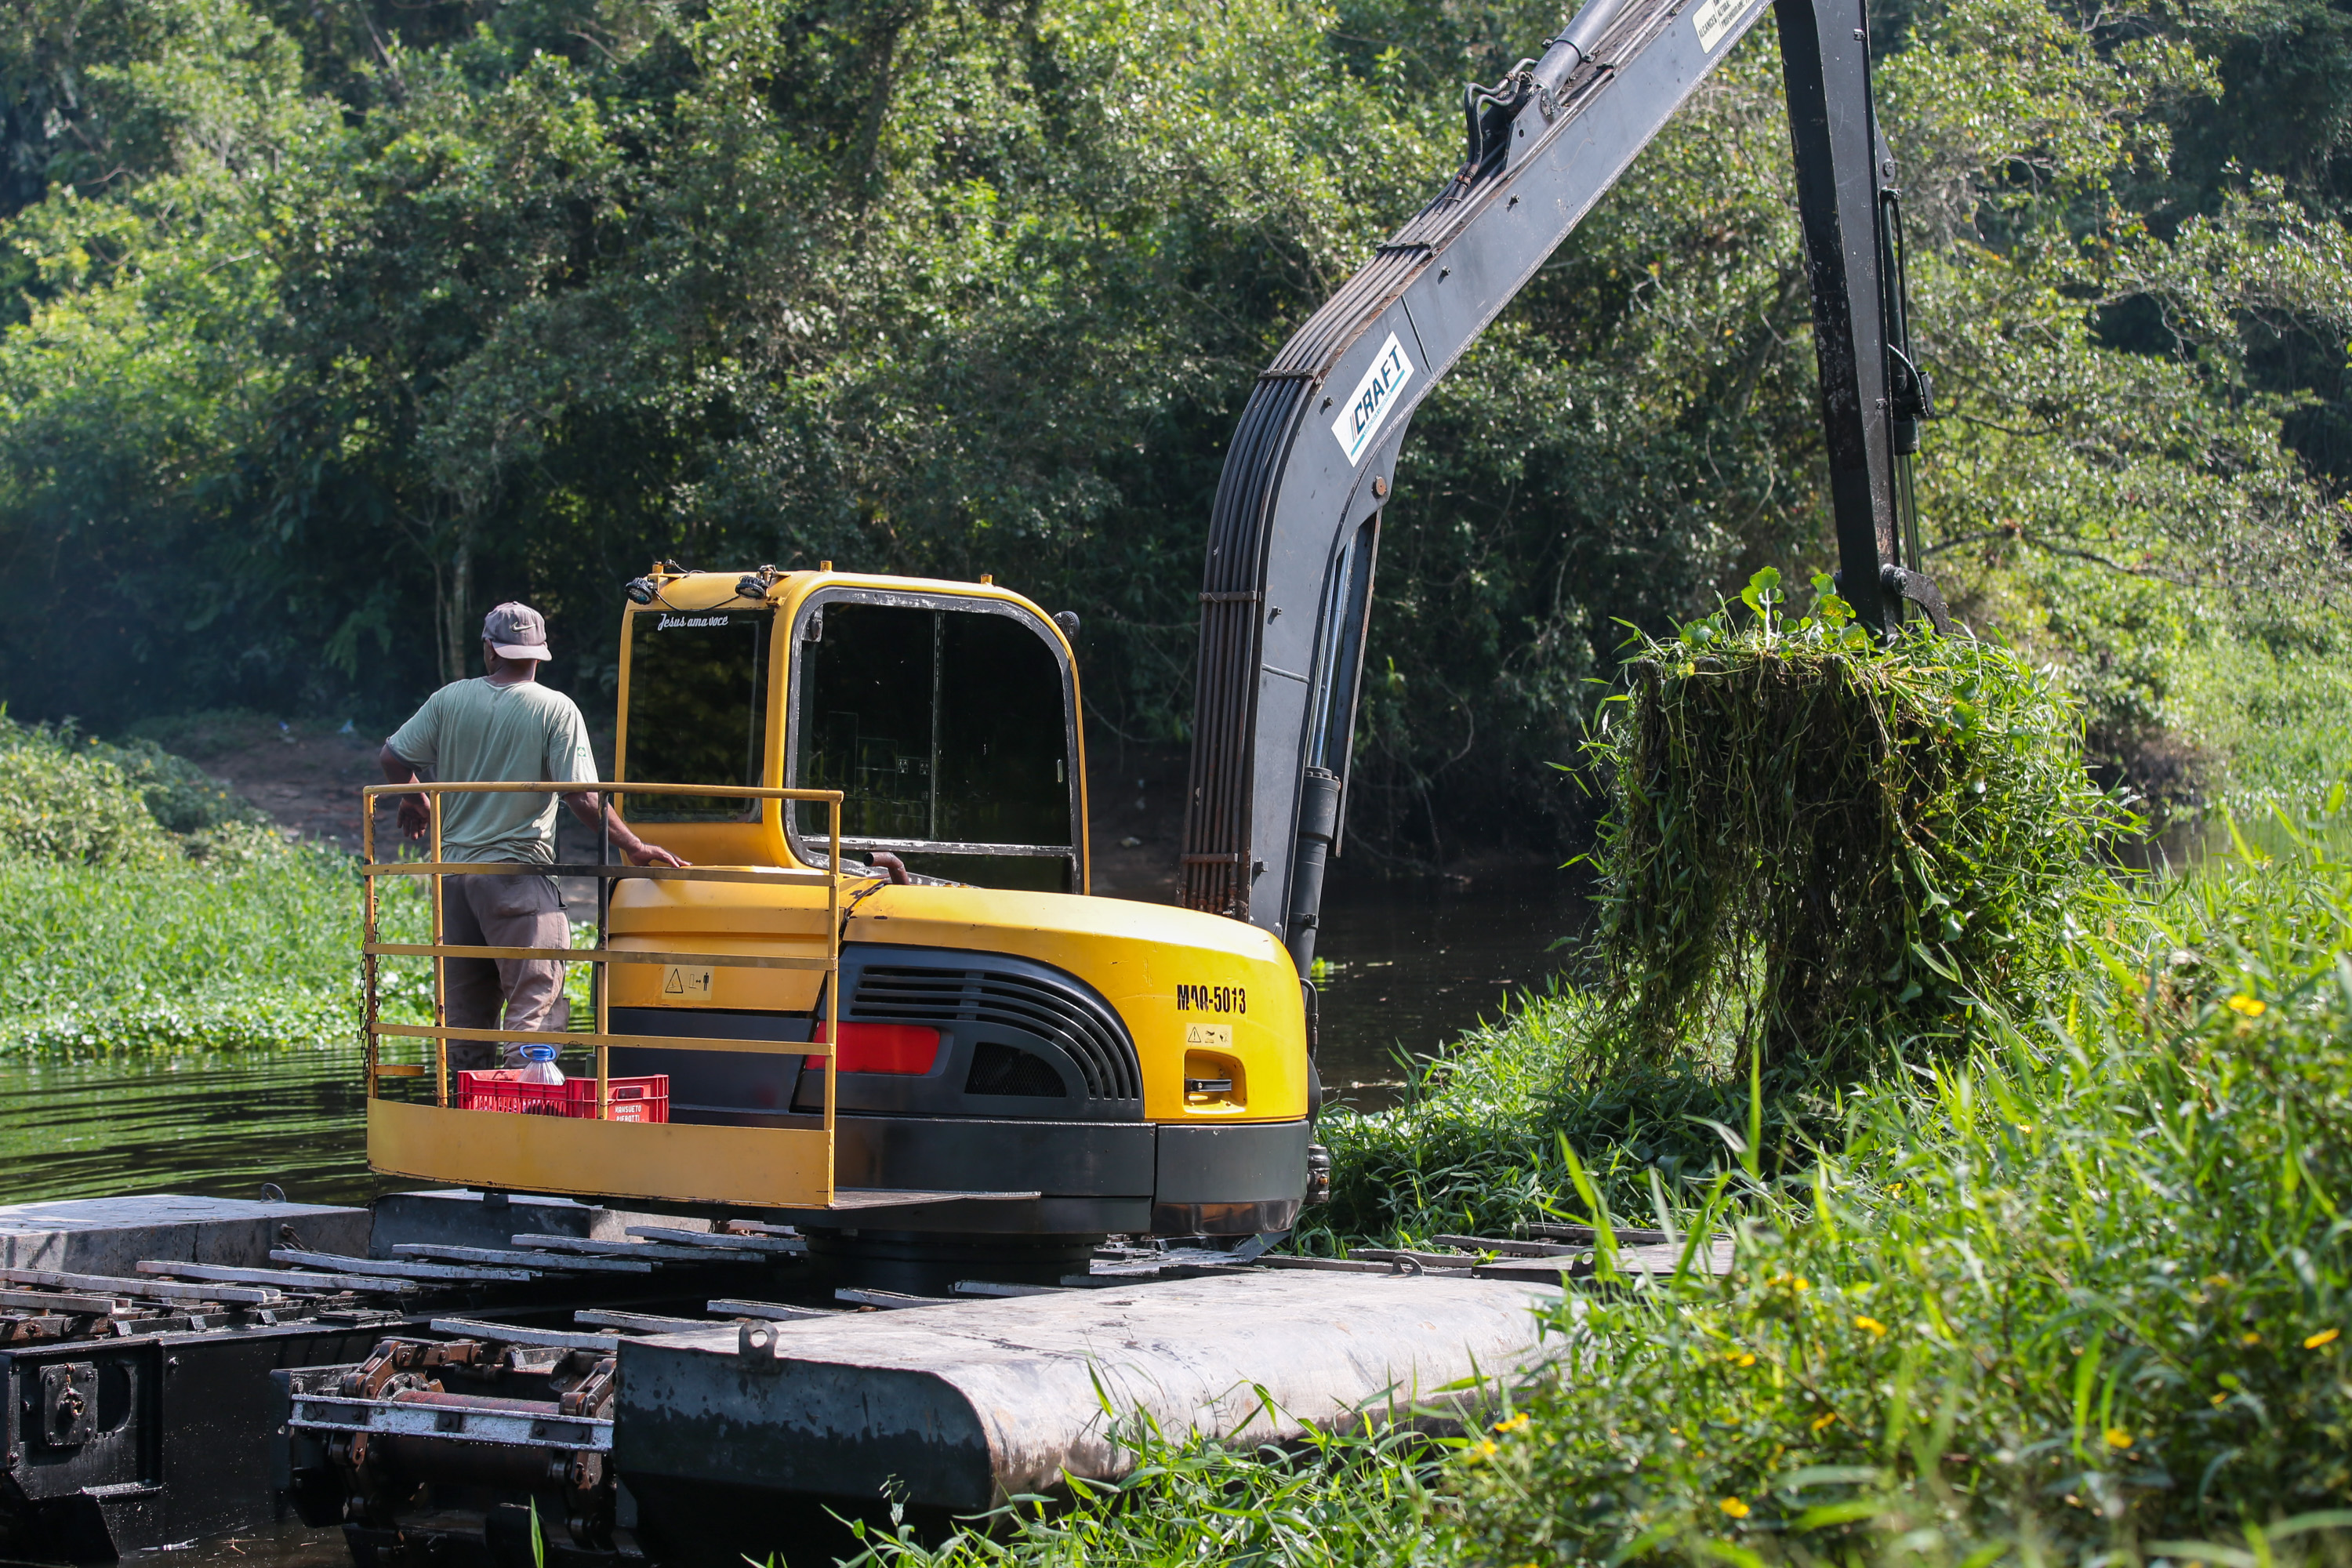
[815,1022,942,1075]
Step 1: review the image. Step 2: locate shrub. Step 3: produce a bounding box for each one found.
[0,721,180,864]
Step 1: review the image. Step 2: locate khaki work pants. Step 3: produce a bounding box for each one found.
[441,873,569,1071]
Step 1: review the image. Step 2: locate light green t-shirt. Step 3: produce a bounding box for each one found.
[388,679,598,864]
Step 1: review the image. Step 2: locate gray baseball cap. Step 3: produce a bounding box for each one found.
[482,602,551,661]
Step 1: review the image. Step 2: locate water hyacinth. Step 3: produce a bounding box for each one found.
[0,850,438,1058]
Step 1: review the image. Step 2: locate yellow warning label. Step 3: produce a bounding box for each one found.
[1185,1022,1233,1050]
[662,965,714,1001]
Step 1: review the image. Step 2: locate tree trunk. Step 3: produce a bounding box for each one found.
[437,533,473,686]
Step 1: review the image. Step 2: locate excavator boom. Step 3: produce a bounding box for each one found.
[1179,0,1931,967]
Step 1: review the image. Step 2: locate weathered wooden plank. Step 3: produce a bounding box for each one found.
[397,1243,652,1275]
[574,1308,711,1334]
[624,1227,808,1256]
[429,1317,621,1352]
[0,1287,122,1315]
[509,1236,758,1265]
[710,1298,847,1321]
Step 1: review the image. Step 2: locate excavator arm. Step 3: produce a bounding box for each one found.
[1178,0,1936,968]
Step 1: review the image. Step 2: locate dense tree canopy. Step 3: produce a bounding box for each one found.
[2,0,2346,851]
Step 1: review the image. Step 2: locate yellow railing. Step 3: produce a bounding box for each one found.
[358,780,850,1209]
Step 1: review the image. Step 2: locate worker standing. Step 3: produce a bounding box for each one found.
[379,603,686,1071]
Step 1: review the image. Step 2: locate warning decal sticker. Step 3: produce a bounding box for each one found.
[661,965,714,1000]
[1694,0,1747,53]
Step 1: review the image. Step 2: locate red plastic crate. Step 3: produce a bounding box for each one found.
[456,1069,670,1123]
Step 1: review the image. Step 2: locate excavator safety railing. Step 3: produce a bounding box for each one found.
[358,780,848,1210]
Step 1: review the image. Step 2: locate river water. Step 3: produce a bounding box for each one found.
[0,864,1591,1210]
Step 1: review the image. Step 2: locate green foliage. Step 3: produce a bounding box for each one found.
[2,0,2345,846]
[0,716,180,864]
[0,711,273,864]
[1593,575,2131,1074]
[1298,984,1802,1246]
[840,1420,1455,1568]
[1450,827,2352,1563]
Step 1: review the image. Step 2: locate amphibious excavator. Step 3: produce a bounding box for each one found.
[360,0,1943,1279]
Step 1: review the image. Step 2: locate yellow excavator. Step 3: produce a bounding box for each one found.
[361,0,1942,1274]
[363,565,1316,1276]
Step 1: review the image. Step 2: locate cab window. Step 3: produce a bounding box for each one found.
[790,601,1076,891]
[621,608,773,821]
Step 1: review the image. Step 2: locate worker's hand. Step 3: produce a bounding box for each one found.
[396,793,430,840]
[625,841,689,869]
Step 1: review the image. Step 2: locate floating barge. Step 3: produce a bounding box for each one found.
[0,1190,1726,1566]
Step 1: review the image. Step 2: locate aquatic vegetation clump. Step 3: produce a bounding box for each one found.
[1595,572,2129,1075]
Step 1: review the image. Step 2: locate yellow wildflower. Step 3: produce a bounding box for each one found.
[2210,1393,2227,1406]
[2227,995,2266,1018]
[2204,1274,2233,1289]
[1494,1412,1531,1435]
[1854,1316,1888,1338]
[2241,1332,2262,1347]
[2306,1328,2340,1349]
[1469,1439,1499,1460]
[2103,1428,2132,1450]
[1728,1351,1757,1367]
[1719,1497,1751,1519]
[1809,1411,1838,1433]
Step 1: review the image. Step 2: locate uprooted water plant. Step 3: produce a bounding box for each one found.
[1591,570,2134,1080]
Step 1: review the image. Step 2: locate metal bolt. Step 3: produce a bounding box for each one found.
[1853,27,1865,38]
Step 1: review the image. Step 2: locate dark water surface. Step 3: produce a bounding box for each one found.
[1308,862,1591,1107]
[0,866,1589,1208]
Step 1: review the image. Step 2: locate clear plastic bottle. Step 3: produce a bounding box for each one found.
[517,1043,565,1087]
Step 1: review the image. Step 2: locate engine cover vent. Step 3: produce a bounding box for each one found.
[844,949,1143,1109]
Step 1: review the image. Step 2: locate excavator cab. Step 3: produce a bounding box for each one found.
[619,582,1083,892]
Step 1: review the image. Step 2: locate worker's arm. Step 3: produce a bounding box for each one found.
[378,742,434,840]
[561,792,690,869]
